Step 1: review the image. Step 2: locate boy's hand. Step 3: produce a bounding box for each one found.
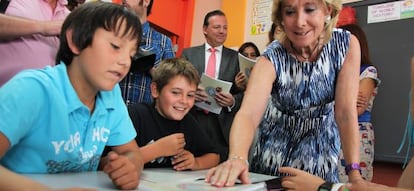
[156,133,185,157]
[171,150,196,171]
[279,167,324,191]
[102,151,139,190]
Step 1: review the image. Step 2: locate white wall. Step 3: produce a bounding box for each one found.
[190,0,222,46]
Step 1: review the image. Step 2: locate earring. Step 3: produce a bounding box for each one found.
[325,15,331,24]
[281,21,284,26]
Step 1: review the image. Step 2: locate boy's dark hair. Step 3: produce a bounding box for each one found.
[152,58,200,93]
[203,10,225,27]
[56,2,142,65]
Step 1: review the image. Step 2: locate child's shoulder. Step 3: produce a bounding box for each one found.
[128,102,151,113]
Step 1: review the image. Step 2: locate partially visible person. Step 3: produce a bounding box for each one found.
[337,23,380,182]
[278,156,414,191]
[0,0,70,86]
[67,0,85,11]
[238,42,260,60]
[181,9,242,162]
[206,0,362,187]
[0,14,62,40]
[120,0,175,105]
[235,42,260,95]
[128,58,220,171]
[0,2,144,190]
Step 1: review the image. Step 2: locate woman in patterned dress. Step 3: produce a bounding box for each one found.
[206,0,364,188]
[338,24,380,182]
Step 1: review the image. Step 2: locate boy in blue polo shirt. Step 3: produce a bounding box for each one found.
[0,2,143,190]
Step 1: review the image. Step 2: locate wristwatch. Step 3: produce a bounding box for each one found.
[345,163,361,175]
[317,181,333,191]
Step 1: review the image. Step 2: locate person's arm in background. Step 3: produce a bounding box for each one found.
[0,14,62,40]
[334,34,364,183]
[356,75,376,115]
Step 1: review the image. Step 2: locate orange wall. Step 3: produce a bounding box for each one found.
[147,0,194,56]
[222,0,246,48]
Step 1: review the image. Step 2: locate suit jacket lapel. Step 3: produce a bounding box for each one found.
[219,47,230,79]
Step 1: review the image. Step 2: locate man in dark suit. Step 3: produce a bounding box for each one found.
[181,10,242,162]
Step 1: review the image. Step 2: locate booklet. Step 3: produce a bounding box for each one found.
[140,168,281,191]
[194,73,233,114]
[129,48,156,73]
[238,53,257,78]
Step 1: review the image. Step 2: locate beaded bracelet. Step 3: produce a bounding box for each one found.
[229,155,249,166]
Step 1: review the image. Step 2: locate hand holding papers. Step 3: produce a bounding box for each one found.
[238,53,257,78]
[194,74,233,114]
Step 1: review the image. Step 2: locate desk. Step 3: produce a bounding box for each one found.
[24,169,279,191]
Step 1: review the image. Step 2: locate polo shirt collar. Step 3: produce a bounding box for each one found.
[56,62,115,115]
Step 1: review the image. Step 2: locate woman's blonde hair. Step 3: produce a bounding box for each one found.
[271,0,342,45]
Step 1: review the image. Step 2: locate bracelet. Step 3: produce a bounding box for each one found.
[229,155,249,166]
[332,183,346,191]
[345,163,361,175]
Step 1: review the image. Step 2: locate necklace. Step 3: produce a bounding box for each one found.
[290,40,320,62]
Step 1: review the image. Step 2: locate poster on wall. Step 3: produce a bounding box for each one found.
[251,0,273,35]
[367,0,414,24]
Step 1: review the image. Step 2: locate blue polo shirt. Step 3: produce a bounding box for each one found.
[0,63,136,173]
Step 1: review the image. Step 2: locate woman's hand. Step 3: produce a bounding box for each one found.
[205,158,250,187]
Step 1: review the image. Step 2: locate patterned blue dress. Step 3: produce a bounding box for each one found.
[250,29,350,183]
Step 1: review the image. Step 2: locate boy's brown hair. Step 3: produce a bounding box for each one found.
[152,58,200,92]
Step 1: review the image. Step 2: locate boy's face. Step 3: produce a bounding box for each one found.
[73,25,137,92]
[152,76,197,121]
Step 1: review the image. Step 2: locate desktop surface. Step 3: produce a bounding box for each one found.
[24,168,281,191]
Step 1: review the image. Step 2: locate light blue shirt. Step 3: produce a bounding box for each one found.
[0,63,136,173]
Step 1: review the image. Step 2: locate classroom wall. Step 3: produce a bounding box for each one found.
[190,0,221,47]
[244,0,271,53]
